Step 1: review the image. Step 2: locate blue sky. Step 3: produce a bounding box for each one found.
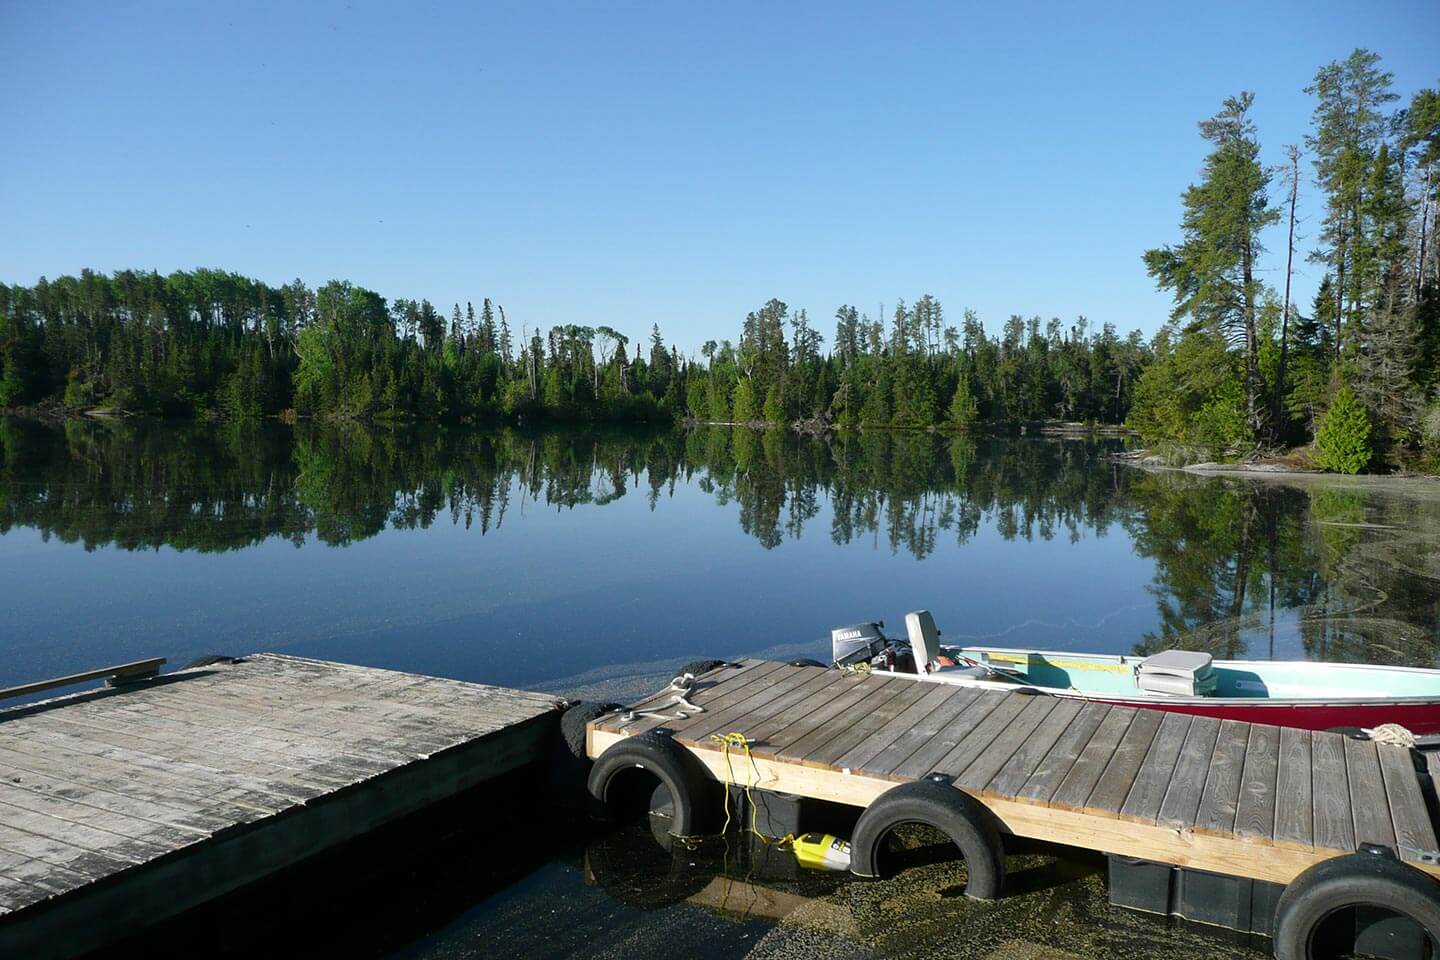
[2,1,1437,354]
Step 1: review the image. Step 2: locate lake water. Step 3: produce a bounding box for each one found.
[3,416,1439,959]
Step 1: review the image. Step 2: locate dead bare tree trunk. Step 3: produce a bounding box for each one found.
[1277,145,1300,429]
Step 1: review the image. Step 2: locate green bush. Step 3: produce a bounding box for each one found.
[1313,386,1373,474]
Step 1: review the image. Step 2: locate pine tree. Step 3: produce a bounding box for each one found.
[1144,92,1279,442]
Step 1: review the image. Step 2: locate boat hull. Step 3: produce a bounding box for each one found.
[1072,692,1440,734]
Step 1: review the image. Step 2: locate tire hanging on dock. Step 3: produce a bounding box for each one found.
[587,731,719,838]
[560,701,623,761]
[1272,851,1440,960]
[848,777,1005,900]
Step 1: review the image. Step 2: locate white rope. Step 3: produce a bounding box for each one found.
[617,673,706,728]
[1366,723,1417,748]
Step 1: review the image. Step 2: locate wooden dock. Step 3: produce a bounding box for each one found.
[587,659,1440,886]
[0,653,561,960]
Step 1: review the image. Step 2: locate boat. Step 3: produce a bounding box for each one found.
[828,611,1440,736]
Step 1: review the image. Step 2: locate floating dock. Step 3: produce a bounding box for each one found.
[588,659,1440,954]
[0,653,561,960]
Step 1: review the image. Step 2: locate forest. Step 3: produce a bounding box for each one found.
[1,49,1436,473]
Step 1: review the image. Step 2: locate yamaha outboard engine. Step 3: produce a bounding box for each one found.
[831,622,888,667]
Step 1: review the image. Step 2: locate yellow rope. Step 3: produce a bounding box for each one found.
[708,731,795,848]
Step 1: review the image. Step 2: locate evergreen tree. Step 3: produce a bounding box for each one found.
[1144,92,1279,442]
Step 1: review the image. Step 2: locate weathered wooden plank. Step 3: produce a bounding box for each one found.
[597,659,769,725]
[0,760,232,835]
[801,680,937,770]
[889,690,1008,781]
[0,845,91,896]
[1345,736,1397,850]
[1118,712,1191,823]
[1156,715,1222,829]
[834,682,961,772]
[0,658,165,702]
[715,669,851,752]
[1015,702,1111,804]
[0,726,301,813]
[954,696,1059,792]
[1311,731,1355,852]
[743,672,886,750]
[0,872,51,912]
[1377,744,1439,863]
[1049,707,1136,811]
[864,686,981,778]
[1234,722,1281,841]
[1084,707,1163,814]
[931,694,1037,781]
[984,698,1083,798]
[1273,727,1313,848]
[679,666,833,743]
[27,714,370,794]
[0,652,560,953]
[0,781,204,852]
[1193,719,1250,835]
[621,660,792,736]
[762,675,897,760]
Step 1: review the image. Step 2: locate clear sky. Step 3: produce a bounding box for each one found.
[2,1,1437,354]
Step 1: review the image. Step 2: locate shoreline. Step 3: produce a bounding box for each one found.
[1113,451,1440,489]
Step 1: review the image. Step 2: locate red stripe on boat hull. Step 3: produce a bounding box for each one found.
[1082,696,1440,734]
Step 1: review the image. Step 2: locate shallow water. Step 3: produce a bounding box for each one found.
[3,416,1439,958]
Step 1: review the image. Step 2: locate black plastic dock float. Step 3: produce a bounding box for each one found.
[0,653,562,960]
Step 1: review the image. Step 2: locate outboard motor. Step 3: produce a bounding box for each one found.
[831,622,888,667]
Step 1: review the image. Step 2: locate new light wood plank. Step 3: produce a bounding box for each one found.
[1311,731,1355,852]
[1234,722,1281,841]
[1156,715,1221,829]
[1118,712,1191,823]
[1273,727,1313,847]
[1345,736,1397,850]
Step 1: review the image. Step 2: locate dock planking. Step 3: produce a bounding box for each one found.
[590,661,1440,887]
[0,654,561,960]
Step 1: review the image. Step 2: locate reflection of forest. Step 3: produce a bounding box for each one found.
[2,418,1436,664]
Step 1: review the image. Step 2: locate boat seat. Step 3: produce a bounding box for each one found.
[905,610,943,672]
[1136,649,1218,697]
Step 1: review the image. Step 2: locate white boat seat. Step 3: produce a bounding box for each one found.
[905,610,943,672]
[1136,649,1217,697]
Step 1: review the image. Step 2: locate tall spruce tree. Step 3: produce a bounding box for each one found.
[1144,92,1279,443]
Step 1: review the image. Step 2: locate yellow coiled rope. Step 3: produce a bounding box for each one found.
[708,731,794,848]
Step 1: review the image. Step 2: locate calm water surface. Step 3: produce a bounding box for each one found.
[3,416,1438,959]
